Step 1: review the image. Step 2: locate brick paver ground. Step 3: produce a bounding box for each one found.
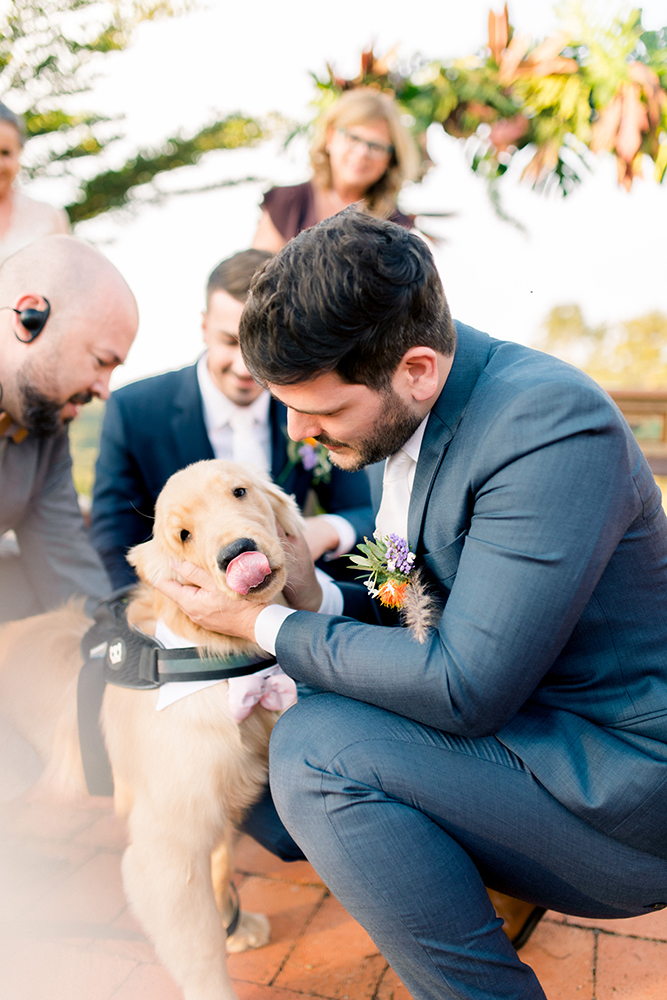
[1,795,666,1000]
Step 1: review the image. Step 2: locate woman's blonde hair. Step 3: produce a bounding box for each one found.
[310,87,420,218]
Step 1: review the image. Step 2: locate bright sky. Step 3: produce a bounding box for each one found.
[26,0,667,387]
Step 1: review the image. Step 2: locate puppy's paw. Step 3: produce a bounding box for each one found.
[226,910,270,953]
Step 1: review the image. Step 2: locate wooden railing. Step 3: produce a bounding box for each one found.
[608,391,667,475]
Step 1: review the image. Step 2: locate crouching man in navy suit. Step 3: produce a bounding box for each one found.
[155,212,667,1000]
[90,249,374,590]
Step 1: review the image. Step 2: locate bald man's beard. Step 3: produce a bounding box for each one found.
[16,369,92,438]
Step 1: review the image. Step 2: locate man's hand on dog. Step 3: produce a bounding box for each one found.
[154,561,264,639]
[277,522,323,612]
[154,524,323,640]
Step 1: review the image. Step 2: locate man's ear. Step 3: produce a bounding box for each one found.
[11,294,50,344]
[397,347,440,402]
[201,309,210,348]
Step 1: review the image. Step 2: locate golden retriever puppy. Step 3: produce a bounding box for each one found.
[0,459,304,1000]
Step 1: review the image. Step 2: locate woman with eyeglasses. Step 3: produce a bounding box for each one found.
[252,87,420,252]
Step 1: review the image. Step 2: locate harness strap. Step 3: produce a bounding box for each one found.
[77,656,114,797]
[77,588,279,796]
[153,648,278,685]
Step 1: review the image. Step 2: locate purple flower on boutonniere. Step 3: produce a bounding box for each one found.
[298,439,320,471]
[277,435,332,486]
[349,531,416,608]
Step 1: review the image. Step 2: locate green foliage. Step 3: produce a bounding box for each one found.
[535,305,667,389]
[1,1,267,223]
[67,115,264,223]
[640,26,667,85]
[68,397,104,497]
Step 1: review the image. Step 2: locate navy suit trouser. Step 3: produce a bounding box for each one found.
[268,691,667,1000]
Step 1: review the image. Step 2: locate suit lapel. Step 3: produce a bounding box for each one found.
[408,324,492,549]
[170,363,215,468]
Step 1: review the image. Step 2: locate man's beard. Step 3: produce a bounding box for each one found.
[17,371,92,438]
[319,389,424,472]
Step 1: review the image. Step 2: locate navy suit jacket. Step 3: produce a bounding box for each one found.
[90,363,373,589]
[276,323,667,859]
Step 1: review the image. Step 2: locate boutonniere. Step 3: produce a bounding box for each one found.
[277,436,332,486]
[349,531,440,643]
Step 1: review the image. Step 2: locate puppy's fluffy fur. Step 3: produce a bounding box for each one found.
[0,460,304,1000]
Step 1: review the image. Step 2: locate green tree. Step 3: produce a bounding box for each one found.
[535,305,667,389]
[3,0,268,224]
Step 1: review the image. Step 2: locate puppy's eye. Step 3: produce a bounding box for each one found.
[233,488,246,498]
[180,529,191,542]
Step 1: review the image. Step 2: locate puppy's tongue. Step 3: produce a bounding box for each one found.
[226,551,271,595]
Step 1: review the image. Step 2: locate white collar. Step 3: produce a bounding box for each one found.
[155,618,195,649]
[401,414,430,463]
[196,352,271,433]
[154,617,222,710]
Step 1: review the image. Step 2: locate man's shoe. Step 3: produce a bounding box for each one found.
[486,889,547,950]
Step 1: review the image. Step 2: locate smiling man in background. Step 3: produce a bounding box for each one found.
[0,234,138,623]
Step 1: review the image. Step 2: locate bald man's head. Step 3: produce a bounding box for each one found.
[0,235,138,435]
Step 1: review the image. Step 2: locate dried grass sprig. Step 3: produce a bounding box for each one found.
[399,565,441,644]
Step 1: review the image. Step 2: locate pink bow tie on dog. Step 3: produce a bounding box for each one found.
[227,665,297,722]
[154,618,297,718]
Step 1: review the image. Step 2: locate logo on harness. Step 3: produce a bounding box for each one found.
[108,639,126,669]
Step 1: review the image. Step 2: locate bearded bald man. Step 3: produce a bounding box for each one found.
[0,234,138,622]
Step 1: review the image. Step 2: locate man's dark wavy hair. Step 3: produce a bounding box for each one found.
[239,209,456,392]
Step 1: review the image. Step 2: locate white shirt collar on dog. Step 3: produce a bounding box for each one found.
[154,618,222,711]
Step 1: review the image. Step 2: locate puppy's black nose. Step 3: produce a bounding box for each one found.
[217,537,258,572]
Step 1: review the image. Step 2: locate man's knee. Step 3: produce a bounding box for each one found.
[270,695,330,792]
[269,693,395,824]
[270,694,360,819]
[271,692,371,767]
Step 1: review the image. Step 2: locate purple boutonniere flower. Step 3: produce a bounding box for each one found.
[277,436,332,486]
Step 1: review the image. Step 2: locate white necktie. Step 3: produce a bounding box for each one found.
[229,408,270,473]
[375,448,416,540]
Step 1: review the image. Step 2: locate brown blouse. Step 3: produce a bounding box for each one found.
[261,181,414,241]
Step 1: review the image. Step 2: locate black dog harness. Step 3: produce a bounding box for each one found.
[77,588,276,791]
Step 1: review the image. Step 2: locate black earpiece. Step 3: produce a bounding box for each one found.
[12,298,51,343]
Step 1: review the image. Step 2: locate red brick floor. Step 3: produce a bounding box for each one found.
[1,795,666,1000]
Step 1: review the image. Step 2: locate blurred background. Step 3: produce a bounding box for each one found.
[3,0,667,491]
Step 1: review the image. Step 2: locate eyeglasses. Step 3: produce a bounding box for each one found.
[336,128,394,160]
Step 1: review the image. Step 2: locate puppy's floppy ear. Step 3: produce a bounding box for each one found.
[126,538,171,586]
[261,479,304,537]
